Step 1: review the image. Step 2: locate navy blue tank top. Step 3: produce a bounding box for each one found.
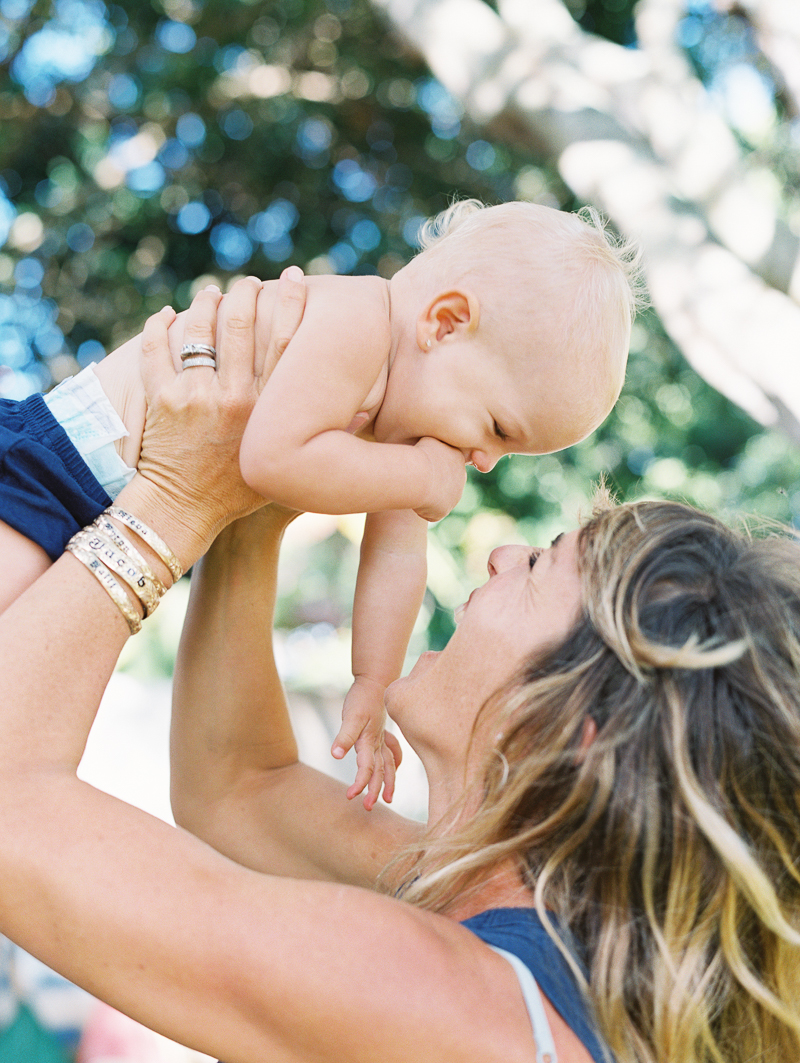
[462,907,611,1063]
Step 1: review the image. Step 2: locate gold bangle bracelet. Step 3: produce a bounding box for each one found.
[65,541,143,635]
[106,507,183,583]
[91,517,168,598]
[71,530,162,618]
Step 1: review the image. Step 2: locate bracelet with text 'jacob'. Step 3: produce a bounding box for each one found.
[70,529,162,617]
[91,516,168,598]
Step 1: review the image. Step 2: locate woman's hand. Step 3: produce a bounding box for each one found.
[118,268,306,571]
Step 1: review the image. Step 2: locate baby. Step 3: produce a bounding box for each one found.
[0,199,637,806]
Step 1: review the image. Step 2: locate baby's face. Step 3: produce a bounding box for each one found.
[374,338,608,469]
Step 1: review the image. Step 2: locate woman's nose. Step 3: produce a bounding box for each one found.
[487,544,535,576]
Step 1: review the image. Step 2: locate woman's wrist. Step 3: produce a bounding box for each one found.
[114,473,207,579]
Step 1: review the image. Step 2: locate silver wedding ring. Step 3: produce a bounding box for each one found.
[181,355,217,369]
[180,342,217,360]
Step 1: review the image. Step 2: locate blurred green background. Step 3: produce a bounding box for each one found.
[1,1,799,1052]
[1,0,799,665]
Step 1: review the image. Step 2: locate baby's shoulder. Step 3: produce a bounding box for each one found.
[304,274,392,349]
[306,273,389,313]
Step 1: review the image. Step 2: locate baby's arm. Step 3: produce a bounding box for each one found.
[239,281,465,521]
[333,509,427,809]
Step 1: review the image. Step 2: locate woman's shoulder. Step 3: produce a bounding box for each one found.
[461,907,612,1063]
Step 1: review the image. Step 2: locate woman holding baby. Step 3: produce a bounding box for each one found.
[0,271,797,1063]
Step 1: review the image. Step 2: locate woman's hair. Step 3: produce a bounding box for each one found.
[396,498,800,1063]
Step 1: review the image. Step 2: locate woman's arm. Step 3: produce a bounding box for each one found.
[0,277,544,1063]
[170,502,420,887]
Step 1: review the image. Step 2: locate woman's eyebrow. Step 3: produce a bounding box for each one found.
[550,533,564,549]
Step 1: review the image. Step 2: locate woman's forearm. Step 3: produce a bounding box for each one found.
[170,505,299,816]
[170,506,419,885]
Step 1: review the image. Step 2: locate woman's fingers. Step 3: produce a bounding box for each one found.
[214,276,261,389]
[255,265,307,382]
[140,306,177,394]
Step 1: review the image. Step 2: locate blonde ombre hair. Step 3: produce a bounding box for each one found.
[395,497,800,1063]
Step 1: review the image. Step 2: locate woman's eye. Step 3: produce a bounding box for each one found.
[529,551,538,569]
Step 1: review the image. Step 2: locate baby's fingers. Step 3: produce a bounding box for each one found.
[381,733,403,804]
[331,717,361,760]
[350,735,385,810]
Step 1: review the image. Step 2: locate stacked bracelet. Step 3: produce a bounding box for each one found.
[106,507,183,582]
[65,508,180,636]
[65,540,144,635]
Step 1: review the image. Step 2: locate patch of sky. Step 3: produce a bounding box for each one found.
[626,446,654,476]
[402,214,426,249]
[10,0,110,104]
[332,160,377,203]
[295,119,333,166]
[14,257,44,288]
[156,19,196,54]
[126,162,166,196]
[328,241,358,274]
[465,140,495,171]
[416,77,462,139]
[0,0,35,20]
[262,234,294,262]
[66,224,95,253]
[248,199,299,245]
[108,72,140,110]
[349,219,380,251]
[158,138,190,171]
[214,44,247,73]
[176,113,206,148]
[0,191,17,247]
[35,321,65,358]
[77,339,106,367]
[221,109,253,141]
[176,201,211,234]
[210,223,253,271]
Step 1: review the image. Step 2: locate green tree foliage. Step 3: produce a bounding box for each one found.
[1,0,798,650]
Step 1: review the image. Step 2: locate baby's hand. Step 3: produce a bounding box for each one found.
[413,437,467,522]
[332,676,403,810]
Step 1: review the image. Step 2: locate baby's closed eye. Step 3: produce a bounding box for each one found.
[493,420,508,442]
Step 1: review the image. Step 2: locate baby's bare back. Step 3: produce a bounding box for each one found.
[94,272,390,469]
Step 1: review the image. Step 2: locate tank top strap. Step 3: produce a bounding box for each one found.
[488,944,558,1063]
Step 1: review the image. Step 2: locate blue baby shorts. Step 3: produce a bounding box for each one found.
[0,393,111,560]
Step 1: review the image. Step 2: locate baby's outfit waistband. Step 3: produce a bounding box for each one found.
[43,364,136,499]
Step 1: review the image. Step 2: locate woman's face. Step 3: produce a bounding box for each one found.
[387,530,584,765]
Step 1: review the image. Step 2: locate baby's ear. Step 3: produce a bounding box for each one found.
[416,289,480,348]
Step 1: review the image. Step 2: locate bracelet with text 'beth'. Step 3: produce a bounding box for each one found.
[65,540,143,635]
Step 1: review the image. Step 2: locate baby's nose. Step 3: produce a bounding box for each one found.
[468,450,497,473]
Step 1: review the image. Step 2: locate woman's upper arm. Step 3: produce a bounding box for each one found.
[175,755,422,887]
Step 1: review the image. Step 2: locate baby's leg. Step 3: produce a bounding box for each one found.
[92,333,147,469]
[0,520,51,614]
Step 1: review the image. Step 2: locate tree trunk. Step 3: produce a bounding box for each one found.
[371,0,800,442]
